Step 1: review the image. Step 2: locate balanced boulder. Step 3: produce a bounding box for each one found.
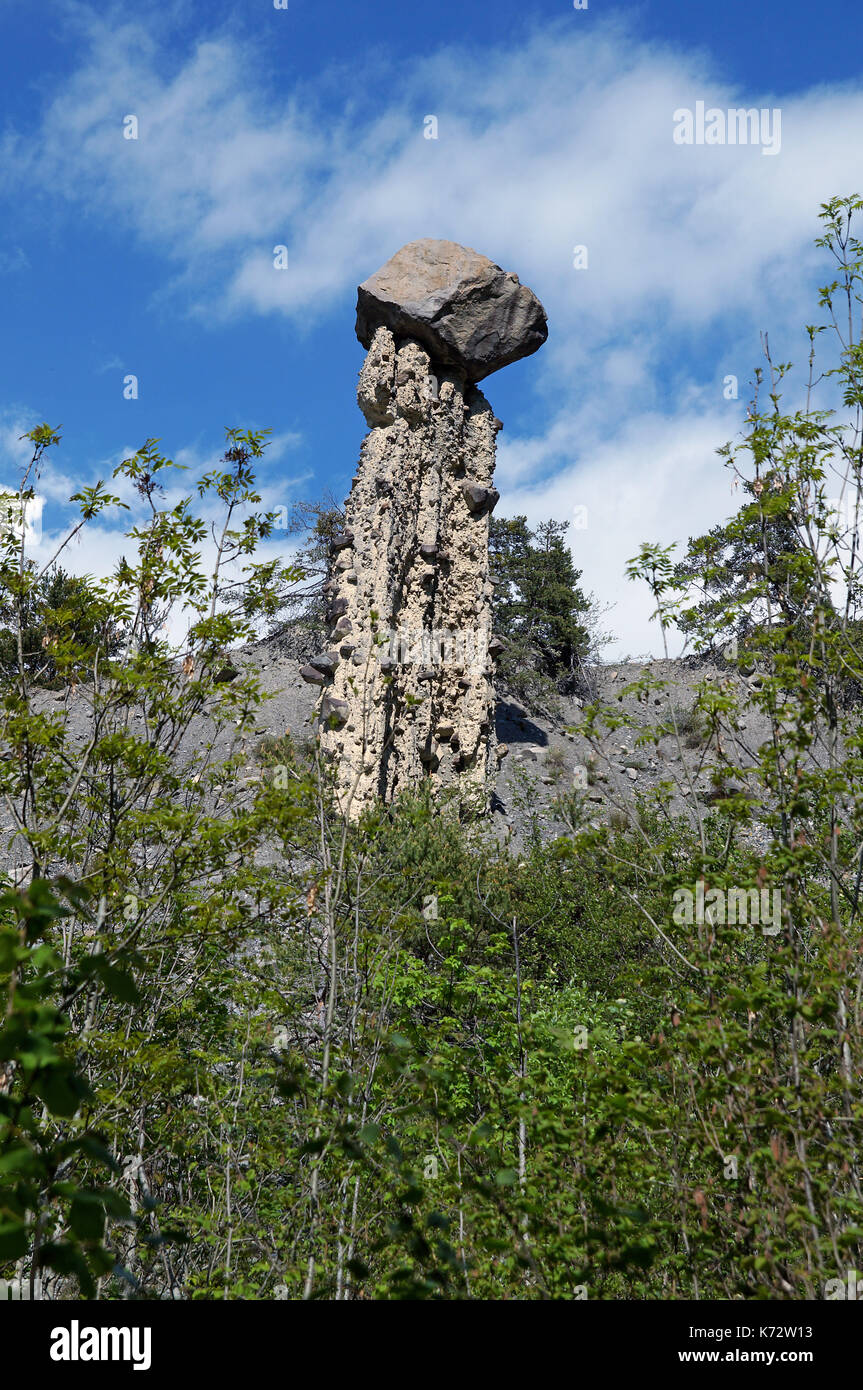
[356,239,547,382]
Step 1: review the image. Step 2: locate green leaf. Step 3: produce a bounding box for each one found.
[93,959,140,1004]
[0,930,20,972]
[40,1242,95,1298]
[0,1145,37,1177]
[69,1195,106,1242]
[0,1221,29,1262]
[33,1068,89,1118]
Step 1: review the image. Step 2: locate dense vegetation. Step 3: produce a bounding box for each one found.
[1,200,862,1300]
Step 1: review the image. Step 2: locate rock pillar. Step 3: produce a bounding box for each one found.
[302,239,547,818]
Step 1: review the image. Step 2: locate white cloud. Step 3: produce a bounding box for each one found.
[499,402,743,658]
[0,245,29,274]
[0,413,39,475]
[95,354,124,375]
[3,8,861,651]
[6,10,851,340]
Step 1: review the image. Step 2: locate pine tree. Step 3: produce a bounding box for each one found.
[489,515,590,705]
[0,563,122,686]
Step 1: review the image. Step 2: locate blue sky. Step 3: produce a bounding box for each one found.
[1,0,862,654]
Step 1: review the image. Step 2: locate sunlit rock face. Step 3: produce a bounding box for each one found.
[306,242,547,818]
[355,238,547,382]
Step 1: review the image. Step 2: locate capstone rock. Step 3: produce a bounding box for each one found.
[355,239,547,382]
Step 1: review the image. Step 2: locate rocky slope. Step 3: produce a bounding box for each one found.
[0,639,783,883]
[236,640,777,849]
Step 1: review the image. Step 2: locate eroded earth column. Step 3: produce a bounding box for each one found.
[301,238,547,817]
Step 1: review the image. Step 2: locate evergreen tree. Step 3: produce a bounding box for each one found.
[0,562,122,687]
[269,494,344,649]
[489,515,590,705]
